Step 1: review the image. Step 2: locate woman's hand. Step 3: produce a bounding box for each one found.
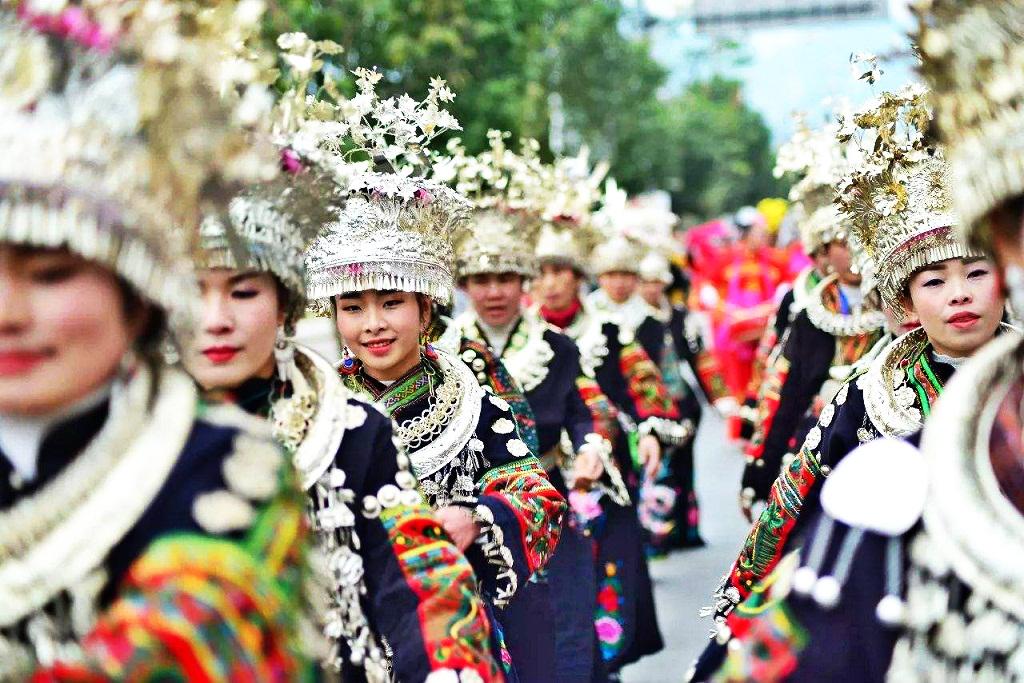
[435,506,482,552]
[638,434,661,480]
[573,446,606,489]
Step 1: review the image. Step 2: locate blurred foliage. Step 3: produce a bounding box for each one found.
[265,0,787,220]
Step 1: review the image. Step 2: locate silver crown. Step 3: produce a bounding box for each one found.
[0,3,276,334]
[305,174,470,306]
[837,87,981,311]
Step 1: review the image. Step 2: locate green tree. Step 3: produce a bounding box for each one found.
[665,76,785,218]
[264,1,785,220]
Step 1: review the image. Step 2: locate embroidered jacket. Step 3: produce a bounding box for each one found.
[343,348,566,608]
[741,275,886,504]
[539,301,683,458]
[456,311,628,503]
[710,335,1024,682]
[227,344,504,683]
[712,328,949,621]
[0,365,313,681]
[739,267,823,439]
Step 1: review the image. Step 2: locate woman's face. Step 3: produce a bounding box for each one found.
[826,240,861,286]
[334,289,427,382]
[535,263,581,311]
[184,269,283,390]
[905,257,1004,358]
[0,246,144,416]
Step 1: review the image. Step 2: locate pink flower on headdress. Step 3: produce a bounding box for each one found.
[342,263,364,276]
[281,148,304,175]
[19,4,117,52]
[414,188,433,206]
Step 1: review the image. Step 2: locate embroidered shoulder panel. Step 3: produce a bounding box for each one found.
[861,327,932,439]
[805,274,887,338]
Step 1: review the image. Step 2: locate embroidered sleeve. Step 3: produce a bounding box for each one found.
[742,329,793,471]
[741,316,833,504]
[711,515,899,683]
[357,414,503,682]
[619,340,679,420]
[37,458,313,681]
[469,396,566,605]
[709,557,809,683]
[571,377,630,505]
[713,381,864,621]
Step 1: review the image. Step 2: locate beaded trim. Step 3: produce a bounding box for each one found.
[457,311,554,392]
[861,327,932,439]
[805,274,887,338]
[346,348,484,481]
[0,366,194,627]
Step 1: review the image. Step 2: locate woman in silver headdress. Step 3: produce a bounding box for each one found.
[306,161,566,678]
[693,87,1011,682]
[0,3,315,678]
[181,136,504,679]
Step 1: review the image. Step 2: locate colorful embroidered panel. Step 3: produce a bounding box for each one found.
[379,505,502,680]
[619,342,680,420]
[744,354,791,463]
[576,376,621,443]
[730,445,823,605]
[714,582,808,683]
[595,561,626,662]
[478,458,565,575]
[41,516,311,681]
[459,339,540,456]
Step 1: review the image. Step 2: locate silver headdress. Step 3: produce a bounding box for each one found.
[533,148,608,274]
[444,132,546,280]
[911,0,1024,247]
[590,180,678,276]
[304,71,469,306]
[0,1,276,331]
[639,251,673,285]
[776,116,855,253]
[198,36,352,323]
[836,85,982,312]
[306,176,469,305]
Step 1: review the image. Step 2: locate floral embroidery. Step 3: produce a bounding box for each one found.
[477,459,565,575]
[379,505,501,678]
[595,561,626,661]
[721,440,824,616]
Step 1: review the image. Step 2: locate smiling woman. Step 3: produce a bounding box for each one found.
[0,3,321,677]
[0,248,141,416]
[335,289,430,381]
[306,170,566,680]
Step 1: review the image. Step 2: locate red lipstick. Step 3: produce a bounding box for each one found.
[0,351,48,376]
[947,312,981,330]
[203,346,240,364]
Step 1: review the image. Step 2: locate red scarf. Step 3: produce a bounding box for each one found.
[540,299,582,330]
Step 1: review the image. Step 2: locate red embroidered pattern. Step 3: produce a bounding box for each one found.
[380,506,503,680]
[576,376,621,443]
[619,342,679,420]
[478,459,566,574]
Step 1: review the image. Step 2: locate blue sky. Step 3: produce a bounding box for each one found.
[643,0,920,144]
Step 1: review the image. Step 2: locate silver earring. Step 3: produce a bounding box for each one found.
[274,325,294,381]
